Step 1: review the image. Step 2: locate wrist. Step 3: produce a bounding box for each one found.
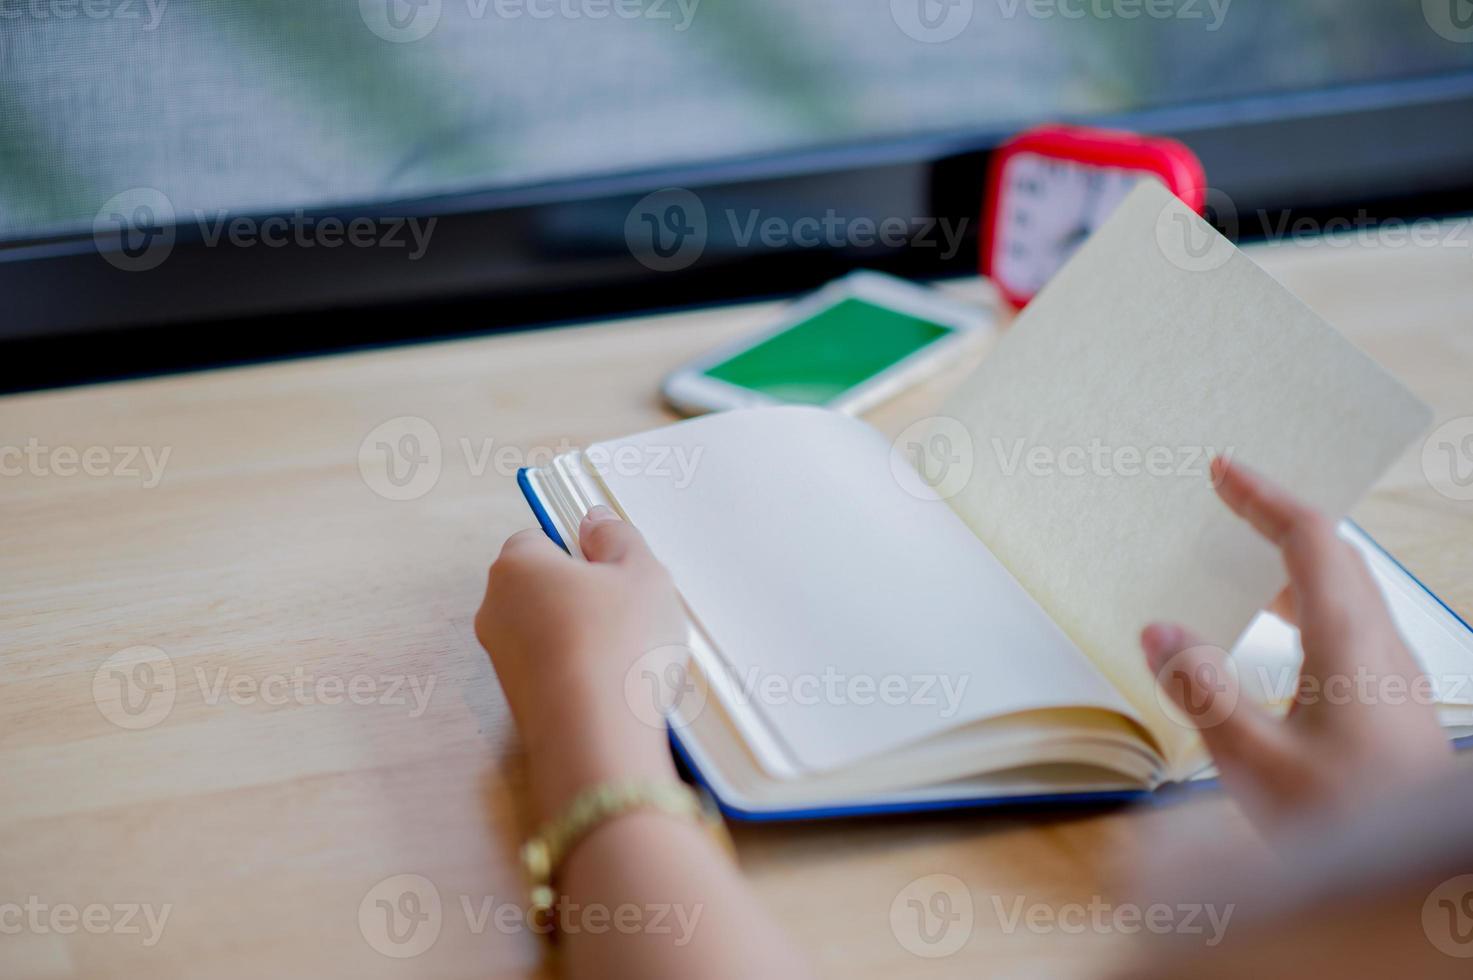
[521,701,678,823]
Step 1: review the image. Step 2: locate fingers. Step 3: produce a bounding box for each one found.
[1211,456,1314,546]
[497,526,565,566]
[1212,458,1349,606]
[1267,585,1296,626]
[485,528,566,603]
[1142,621,1284,770]
[491,510,664,578]
[578,506,660,571]
[1211,457,1391,666]
[1211,457,1344,585]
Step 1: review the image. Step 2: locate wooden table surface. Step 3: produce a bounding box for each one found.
[3,232,1471,979]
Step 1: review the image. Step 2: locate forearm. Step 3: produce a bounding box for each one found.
[521,704,812,979]
[554,808,812,980]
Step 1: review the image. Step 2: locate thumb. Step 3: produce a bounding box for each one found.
[578,506,655,566]
[1142,622,1281,765]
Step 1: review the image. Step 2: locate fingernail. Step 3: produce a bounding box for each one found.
[585,506,619,523]
[1141,623,1183,669]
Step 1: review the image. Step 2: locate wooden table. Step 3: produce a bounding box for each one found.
[3,232,1471,979]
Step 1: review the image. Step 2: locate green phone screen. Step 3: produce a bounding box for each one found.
[702,298,951,405]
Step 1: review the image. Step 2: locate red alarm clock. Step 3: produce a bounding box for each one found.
[981,124,1206,309]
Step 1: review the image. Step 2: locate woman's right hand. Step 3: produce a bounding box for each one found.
[1141,458,1453,833]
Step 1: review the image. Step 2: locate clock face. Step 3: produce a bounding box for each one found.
[992,152,1143,300]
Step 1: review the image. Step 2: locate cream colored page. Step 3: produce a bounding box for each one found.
[943,181,1432,770]
[589,406,1138,775]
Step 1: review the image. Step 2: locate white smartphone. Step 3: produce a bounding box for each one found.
[662,271,994,416]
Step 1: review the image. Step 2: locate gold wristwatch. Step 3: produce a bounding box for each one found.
[521,779,732,937]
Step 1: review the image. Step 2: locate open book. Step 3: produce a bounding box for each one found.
[518,183,1473,819]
